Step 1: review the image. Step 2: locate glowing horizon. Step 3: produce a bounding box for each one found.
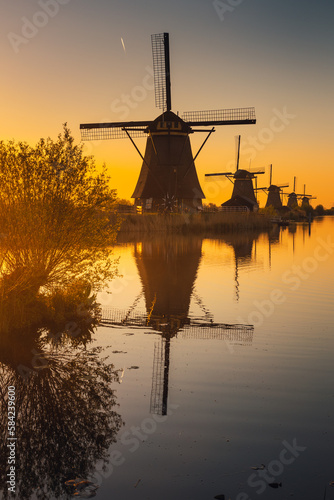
[1,0,333,208]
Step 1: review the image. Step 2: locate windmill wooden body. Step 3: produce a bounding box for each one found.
[205,135,264,211]
[286,178,316,209]
[80,33,256,212]
[287,177,299,209]
[256,165,289,210]
[300,184,316,208]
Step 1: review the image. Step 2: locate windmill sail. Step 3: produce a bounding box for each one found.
[151,32,171,112]
[80,121,151,141]
[182,107,256,126]
[80,32,257,212]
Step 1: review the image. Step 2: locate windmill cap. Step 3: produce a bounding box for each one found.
[148,111,192,134]
[234,169,254,179]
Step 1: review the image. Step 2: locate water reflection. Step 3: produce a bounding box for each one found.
[102,235,256,416]
[0,332,122,500]
[0,261,122,499]
[223,232,257,301]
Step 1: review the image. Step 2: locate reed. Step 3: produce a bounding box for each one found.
[116,212,272,235]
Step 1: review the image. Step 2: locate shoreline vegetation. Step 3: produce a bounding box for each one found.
[114,206,333,236]
[115,212,273,235]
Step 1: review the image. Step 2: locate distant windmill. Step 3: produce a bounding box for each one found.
[300,184,317,207]
[286,178,315,208]
[205,135,265,211]
[80,33,256,212]
[255,164,289,210]
[287,176,298,208]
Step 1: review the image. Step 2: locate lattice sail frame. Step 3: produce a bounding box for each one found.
[151,32,171,111]
[80,125,148,141]
[182,107,256,124]
[100,307,254,342]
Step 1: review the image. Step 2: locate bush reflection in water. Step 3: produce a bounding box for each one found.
[0,127,123,499]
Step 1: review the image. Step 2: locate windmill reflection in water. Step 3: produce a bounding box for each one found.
[100,237,254,416]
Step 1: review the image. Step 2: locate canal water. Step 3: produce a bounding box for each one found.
[93,217,334,500]
[1,217,334,499]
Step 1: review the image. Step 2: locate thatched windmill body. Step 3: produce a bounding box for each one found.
[205,135,264,211]
[80,33,256,212]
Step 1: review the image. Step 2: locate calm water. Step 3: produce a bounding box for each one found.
[1,217,334,499]
[95,217,334,500]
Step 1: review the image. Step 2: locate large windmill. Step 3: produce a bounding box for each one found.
[80,33,256,212]
[205,135,265,211]
[255,164,289,210]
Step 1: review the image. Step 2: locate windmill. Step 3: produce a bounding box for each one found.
[299,184,317,208]
[205,135,265,211]
[80,33,256,212]
[287,176,298,208]
[286,178,316,209]
[255,164,289,210]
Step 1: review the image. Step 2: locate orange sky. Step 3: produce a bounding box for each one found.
[1,0,333,208]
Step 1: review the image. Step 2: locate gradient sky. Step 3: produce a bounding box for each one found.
[1,0,334,207]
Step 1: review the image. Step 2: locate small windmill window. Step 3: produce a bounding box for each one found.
[157,121,181,130]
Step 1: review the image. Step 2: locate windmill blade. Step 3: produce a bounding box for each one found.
[151,32,171,111]
[235,135,241,171]
[80,121,151,140]
[182,107,256,126]
[205,172,234,177]
[249,168,266,174]
[269,164,273,185]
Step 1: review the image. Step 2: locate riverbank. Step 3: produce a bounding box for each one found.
[115,212,272,235]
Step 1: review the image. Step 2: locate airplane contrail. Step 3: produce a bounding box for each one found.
[121,37,126,53]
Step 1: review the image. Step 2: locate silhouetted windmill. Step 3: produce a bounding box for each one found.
[286,178,315,208]
[80,33,256,212]
[299,184,317,207]
[287,176,298,208]
[205,135,265,211]
[255,164,289,210]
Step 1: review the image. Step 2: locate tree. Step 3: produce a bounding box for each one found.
[0,125,120,297]
[315,204,325,215]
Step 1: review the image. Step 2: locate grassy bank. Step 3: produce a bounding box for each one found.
[115,212,272,235]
